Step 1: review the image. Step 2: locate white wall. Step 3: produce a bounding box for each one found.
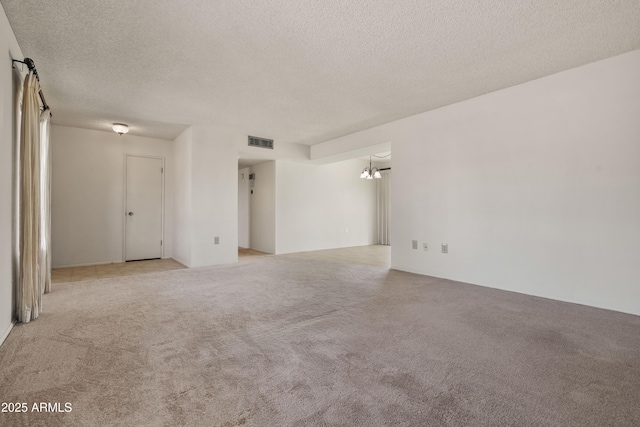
[0,3,24,343]
[238,167,250,248]
[249,161,276,254]
[313,50,640,315]
[189,126,238,267]
[172,126,238,267]
[172,127,192,266]
[51,125,175,267]
[275,159,377,254]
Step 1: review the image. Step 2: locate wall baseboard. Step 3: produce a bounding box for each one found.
[55,257,185,270]
[0,321,15,348]
[389,265,640,318]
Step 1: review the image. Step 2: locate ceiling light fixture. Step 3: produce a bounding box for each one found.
[360,155,381,179]
[112,123,129,135]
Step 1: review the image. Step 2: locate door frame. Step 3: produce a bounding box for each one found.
[123,155,165,262]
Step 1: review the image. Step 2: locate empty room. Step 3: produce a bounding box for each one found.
[1,1,639,426]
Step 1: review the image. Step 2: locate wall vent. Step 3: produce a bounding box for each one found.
[248,135,274,149]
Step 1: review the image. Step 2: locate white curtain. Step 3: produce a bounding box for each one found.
[40,108,52,294]
[376,170,391,245]
[17,72,50,323]
[12,66,24,321]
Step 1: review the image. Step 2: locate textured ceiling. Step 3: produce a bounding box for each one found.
[3,0,640,143]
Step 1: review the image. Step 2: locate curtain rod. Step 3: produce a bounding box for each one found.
[12,57,51,115]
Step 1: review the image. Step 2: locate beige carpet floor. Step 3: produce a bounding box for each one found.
[281,245,391,268]
[1,255,639,426]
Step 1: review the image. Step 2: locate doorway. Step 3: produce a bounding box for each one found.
[124,155,164,261]
[238,166,250,249]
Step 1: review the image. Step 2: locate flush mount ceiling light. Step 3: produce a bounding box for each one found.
[112,123,129,135]
[360,155,381,179]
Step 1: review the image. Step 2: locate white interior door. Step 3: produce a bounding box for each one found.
[125,156,163,261]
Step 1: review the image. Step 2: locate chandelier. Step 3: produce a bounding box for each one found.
[360,155,381,179]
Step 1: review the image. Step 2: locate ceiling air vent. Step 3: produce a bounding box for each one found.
[248,135,274,150]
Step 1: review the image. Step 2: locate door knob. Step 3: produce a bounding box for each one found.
[128,212,134,216]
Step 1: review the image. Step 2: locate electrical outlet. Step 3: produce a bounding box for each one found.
[423,243,428,251]
[441,243,448,254]
[412,240,418,250]
[215,236,220,245]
